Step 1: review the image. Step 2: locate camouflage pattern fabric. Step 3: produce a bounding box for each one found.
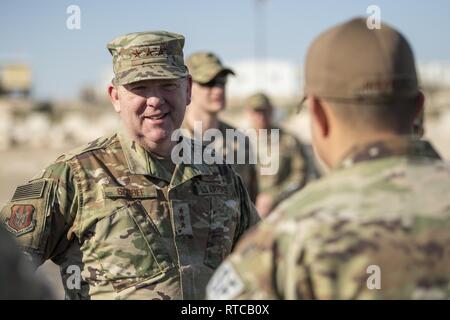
[0,129,260,300]
[181,120,259,204]
[107,31,189,85]
[207,137,450,299]
[255,127,320,209]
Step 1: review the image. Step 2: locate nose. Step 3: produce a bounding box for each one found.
[145,92,165,109]
[146,96,164,108]
[210,86,225,99]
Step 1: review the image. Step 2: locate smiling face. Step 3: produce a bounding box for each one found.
[191,74,227,114]
[108,77,192,156]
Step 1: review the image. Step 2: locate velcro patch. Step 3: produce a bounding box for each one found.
[194,183,230,196]
[5,204,36,236]
[200,174,222,182]
[206,261,245,300]
[11,180,46,201]
[173,202,193,236]
[104,186,157,199]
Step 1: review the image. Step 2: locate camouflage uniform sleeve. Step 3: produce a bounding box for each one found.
[232,171,261,246]
[272,136,307,201]
[207,216,280,300]
[0,160,79,268]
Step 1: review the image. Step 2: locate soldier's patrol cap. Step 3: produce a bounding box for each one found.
[186,51,235,84]
[244,92,272,111]
[107,31,189,85]
[302,17,419,105]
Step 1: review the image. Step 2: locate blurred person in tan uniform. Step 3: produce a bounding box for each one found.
[182,52,258,203]
[245,93,320,217]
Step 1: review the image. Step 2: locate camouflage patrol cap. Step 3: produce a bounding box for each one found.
[304,17,419,102]
[107,31,189,85]
[186,51,235,84]
[244,92,272,111]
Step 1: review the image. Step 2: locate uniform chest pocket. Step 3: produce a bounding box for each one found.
[204,196,240,269]
[91,200,175,292]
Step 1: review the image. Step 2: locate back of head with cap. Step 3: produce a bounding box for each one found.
[304,17,423,133]
[304,17,419,102]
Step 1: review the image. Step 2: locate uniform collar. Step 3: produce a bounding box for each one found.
[118,126,213,187]
[337,137,441,169]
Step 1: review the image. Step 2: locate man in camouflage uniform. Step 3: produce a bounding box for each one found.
[0,31,259,300]
[207,18,450,299]
[244,92,319,217]
[182,52,259,203]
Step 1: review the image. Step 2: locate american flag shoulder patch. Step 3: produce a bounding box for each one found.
[11,180,46,201]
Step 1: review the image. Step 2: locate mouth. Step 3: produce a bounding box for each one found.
[143,112,169,122]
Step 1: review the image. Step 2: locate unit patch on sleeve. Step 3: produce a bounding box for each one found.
[5,204,36,236]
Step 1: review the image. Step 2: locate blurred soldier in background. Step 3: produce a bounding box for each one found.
[183,52,259,203]
[0,225,52,299]
[244,92,319,217]
[0,31,259,300]
[207,17,450,299]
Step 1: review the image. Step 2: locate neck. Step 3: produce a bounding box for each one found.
[185,103,219,133]
[120,124,174,159]
[139,137,176,159]
[331,130,404,168]
[254,123,272,131]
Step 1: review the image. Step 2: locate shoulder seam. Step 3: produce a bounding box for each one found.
[55,133,118,163]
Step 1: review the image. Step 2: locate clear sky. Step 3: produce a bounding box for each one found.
[1,0,449,99]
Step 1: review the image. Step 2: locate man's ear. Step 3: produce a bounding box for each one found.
[412,91,425,137]
[309,96,330,138]
[108,83,121,113]
[185,75,193,106]
[415,91,425,117]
